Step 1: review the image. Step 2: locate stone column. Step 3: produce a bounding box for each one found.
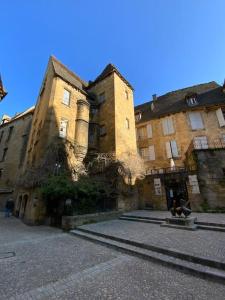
[75,99,90,158]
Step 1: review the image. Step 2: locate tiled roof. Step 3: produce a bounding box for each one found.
[50,56,88,91]
[87,63,134,90]
[135,82,225,123]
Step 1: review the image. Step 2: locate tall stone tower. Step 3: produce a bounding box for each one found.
[87,64,137,159]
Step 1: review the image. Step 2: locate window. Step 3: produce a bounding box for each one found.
[193,136,208,149]
[100,125,106,136]
[140,146,155,161]
[216,108,225,127]
[125,90,129,100]
[188,112,204,130]
[0,169,2,178]
[1,148,8,161]
[62,89,70,106]
[166,141,179,158]
[187,97,198,106]
[0,131,3,144]
[147,124,152,138]
[140,147,149,161]
[59,119,68,138]
[137,126,147,140]
[125,118,130,129]
[148,145,155,160]
[135,112,142,122]
[98,92,105,104]
[162,117,174,135]
[7,126,14,142]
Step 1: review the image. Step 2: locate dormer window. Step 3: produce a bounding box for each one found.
[135,112,142,122]
[186,93,198,106]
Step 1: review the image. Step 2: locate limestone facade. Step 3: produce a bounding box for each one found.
[135,83,225,210]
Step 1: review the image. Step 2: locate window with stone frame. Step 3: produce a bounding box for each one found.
[162,116,174,135]
[188,111,204,130]
[59,119,68,138]
[62,89,71,106]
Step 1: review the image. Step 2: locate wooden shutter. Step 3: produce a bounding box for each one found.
[148,145,155,160]
[147,124,152,138]
[189,112,204,130]
[170,140,178,157]
[167,117,174,134]
[216,108,225,127]
[162,119,168,135]
[166,141,172,158]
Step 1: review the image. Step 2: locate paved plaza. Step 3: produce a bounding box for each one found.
[1,213,225,299]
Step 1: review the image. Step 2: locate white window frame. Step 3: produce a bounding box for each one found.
[148,145,155,161]
[193,136,208,149]
[188,111,204,130]
[59,119,68,138]
[137,126,147,140]
[147,124,152,138]
[162,117,174,135]
[216,108,225,127]
[62,89,70,106]
[166,140,179,158]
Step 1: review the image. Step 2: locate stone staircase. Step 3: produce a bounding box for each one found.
[71,226,225,284]
[119,214,225,232]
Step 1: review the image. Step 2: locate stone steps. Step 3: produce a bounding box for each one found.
[70,228,225,284]
[119,216,162,224]
[120,216,225,232]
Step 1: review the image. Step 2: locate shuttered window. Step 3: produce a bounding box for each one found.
[193,136,208,149]
[189,112,204,130]
[166,140,179,158]
[148,145,155,160]
[137,127,147,140]
[59,119,68,138]
[162,117,174,135]
[62,89,70,106]
[216,108,225,127]
[147,124,152,138]
[140,147,149,161]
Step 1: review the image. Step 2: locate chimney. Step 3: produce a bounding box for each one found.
[152,94,157,101]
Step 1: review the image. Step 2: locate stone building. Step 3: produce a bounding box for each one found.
[135,82,225,210]
[0,56,137,223]
[0,107,34,209]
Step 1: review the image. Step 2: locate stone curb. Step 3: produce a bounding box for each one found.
[71,229,225,284]
[120,216,225,232]
[75,227,225,271]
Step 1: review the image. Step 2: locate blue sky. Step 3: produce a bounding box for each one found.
[1,0,225,116]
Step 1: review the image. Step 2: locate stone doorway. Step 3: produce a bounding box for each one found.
[164,177,188,210]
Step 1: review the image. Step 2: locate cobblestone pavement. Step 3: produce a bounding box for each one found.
[123,210,225,224]
[80,218,225,262]
[1,214,225,300]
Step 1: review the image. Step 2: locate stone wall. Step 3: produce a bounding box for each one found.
[195,149,225,209]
